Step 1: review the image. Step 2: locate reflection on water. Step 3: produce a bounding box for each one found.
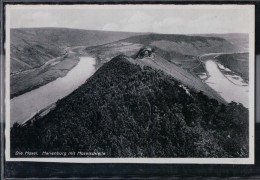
[10,57,96,126]
[205,60,248,108]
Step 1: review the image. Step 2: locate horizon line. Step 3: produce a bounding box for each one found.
[10,27,249,35]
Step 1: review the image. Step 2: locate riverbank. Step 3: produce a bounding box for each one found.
[204,60,249,108]
[10,46,91,99]
[10,54,249,158]
[10,57,96,126]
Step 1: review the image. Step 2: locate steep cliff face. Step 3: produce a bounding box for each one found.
[11,55,249,158]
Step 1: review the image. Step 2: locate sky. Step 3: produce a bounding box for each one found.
[8,5,253,34]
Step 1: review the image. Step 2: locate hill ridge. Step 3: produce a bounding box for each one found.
[11,54,249,158]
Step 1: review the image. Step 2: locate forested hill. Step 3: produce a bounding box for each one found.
[11,55,249,158]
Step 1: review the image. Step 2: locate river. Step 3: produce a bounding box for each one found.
[10,56,249,126]
[10,57,96,126]
[204,60,249,108]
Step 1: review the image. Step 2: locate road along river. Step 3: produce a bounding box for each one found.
[10,57,96,126]
[204,60,249,108]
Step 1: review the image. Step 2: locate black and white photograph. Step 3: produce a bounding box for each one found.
[5,5,255,164]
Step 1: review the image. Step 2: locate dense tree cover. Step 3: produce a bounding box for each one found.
[11,55,249,157]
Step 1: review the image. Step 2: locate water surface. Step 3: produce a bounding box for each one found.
[10,57,96,125]
[205,60,248,108]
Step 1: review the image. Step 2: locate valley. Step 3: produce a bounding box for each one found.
[11,29,245,99]
[11,56,96,126]
[10,28,146,98]
[11,47,80,98]
[9,28,250,158]
[11,55,249,158]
